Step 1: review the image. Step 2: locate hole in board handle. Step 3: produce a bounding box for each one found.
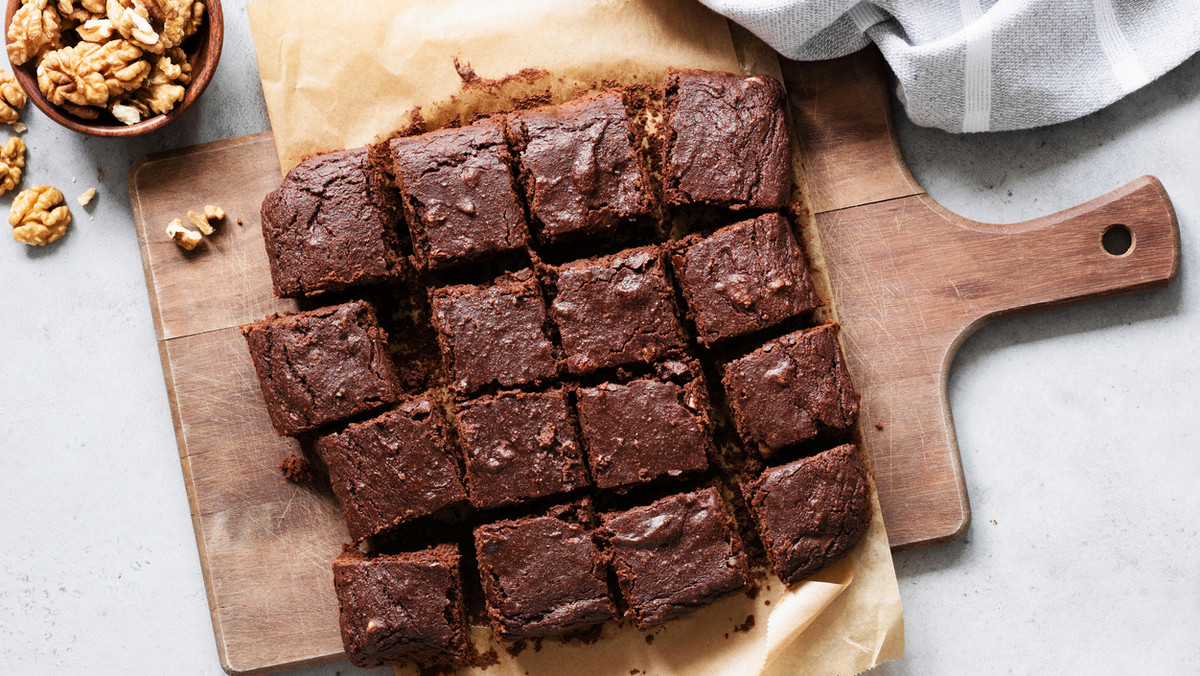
[1102,224,1133,257]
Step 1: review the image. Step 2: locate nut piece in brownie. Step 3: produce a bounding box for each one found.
[314,396,467,541]
[599,486,751,629]
[551,246,687,375]
[663,69,791,210]
[241,301,401,436]
[507,92,649,245]
[722,323,859,452]
[743,444,871,584]
[452,388,588,510]
[430,268,557,395]
[389,118,529,271]
[672,213,820,344]
[475,502,616,640]
[332,545,468,668]
[576,362,711,490]
[260,147,405,298]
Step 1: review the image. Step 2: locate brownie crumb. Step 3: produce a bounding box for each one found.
[875,422,885,430]
[644,633,655,644]
[505,640,528,657]
[453,58,547,91]
[278,454,313,484]
[466,646,500,669]
[734,615,755,633]
[235,217,244,226]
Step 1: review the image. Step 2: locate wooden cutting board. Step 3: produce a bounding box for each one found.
[130,49,1178,674]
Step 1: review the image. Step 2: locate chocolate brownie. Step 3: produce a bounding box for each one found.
[314,396,467,541]
[332,545,468,668]
[599,487,750,629]
[551,246,687,375]
[430,268,557,395]
[743,445,871,584]
[575,368,711,490]
[722,324,859,452]
[663,69,791,210]
[389,118,529,270]
[507,92,649,244]
[672,213,820,344]
[260,147,405,298]
[241,301,401,436]
[475,503,615,639]
[452,388,588,510]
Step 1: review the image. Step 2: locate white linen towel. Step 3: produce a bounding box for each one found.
[699,0,1200,132]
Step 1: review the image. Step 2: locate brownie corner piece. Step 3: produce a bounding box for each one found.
[241,300,401,436]
[721,323,858,452]
[672,212,820,344]
[551,245,687,375]
[507,91,649,245]
[429,268,557,395]
[600,486,750,629]
[260,146,406,298]
[388,118,529,270]
[743,444,871,585]
[314,395,467,541]
[452,387,588,510]
[663,69,791,210]
[332,544,468,668]
[474,505,615,640]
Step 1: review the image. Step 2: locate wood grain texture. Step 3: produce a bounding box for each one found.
[129,48,1179,674]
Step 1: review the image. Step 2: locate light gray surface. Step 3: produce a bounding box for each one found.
[0,4,1196,673]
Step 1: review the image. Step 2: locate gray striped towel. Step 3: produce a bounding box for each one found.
[699,0,1200,132]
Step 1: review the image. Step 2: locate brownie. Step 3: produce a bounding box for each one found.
[722,324,859,452]
[314,396,467,541]
[507,92,649,244]
[663,69,791,210]
[599,487,750,629]
[389,118,529,270]
[452,388,588,510]
[241,301,401,436]
[672,213,820,344]
[743,445,871,584]
[332,545,468,668]
[551,246,687,375]
[430,268,557,395]
[260,147,405,298]
[575,368,711,490]
[475,503,616,639]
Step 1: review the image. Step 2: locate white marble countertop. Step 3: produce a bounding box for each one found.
[1,4,1197,673]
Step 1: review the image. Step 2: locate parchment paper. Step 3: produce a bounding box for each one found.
[247,1,905,673]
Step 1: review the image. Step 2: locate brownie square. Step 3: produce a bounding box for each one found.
[576,366,711,490]
[475,503,616,639]
[672,213,821,344]
[452,388,588,510]
[507,92,649,244]
[389,118,529,270]
[430,268,557,395]
[663,69,791,210]
[600,487,750,629]
[551,246,687,375]
[722,323,859,452]
[744,445,871,584]
[241,301,401,436]
[332,545,468,668]
[260,147,406,298]
[314,396,467,541]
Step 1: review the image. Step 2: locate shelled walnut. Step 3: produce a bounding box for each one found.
[166,217,199,250]
[0,137,26,195]
[7,0,63,67]
[10,184,71,246]
[0,69,29,125]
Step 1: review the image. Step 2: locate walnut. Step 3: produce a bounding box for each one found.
[166,217,200,250]
[0,69,28,125]
[76,18,116,42]
[126,50,185,114]
[109,100,141,124]
[10,185,71,246]
[106,0,162,54]
[77,187,97,205]
[0,137,27,195]
[37,39,150,108]
[7,0,64,66]
[145,0,199,50]
[186,203,223,235]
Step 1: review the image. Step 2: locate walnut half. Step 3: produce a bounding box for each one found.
[37,39,150,108]
[0,137,27,196]
[166,217,200,250]
[7,0,64,67]
[0,69,29,125]
[10,185,71,246]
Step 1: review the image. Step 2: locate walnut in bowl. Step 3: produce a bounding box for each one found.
[3,0,222,136]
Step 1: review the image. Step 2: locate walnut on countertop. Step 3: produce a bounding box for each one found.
[7,0,64,66]
[0,137,27,196]
[0,69,29,125]
[165,217,200,250]
[37,38,150,108]
[10,184,71,246]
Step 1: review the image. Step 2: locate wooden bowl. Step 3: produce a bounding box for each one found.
[3,0,223,137]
